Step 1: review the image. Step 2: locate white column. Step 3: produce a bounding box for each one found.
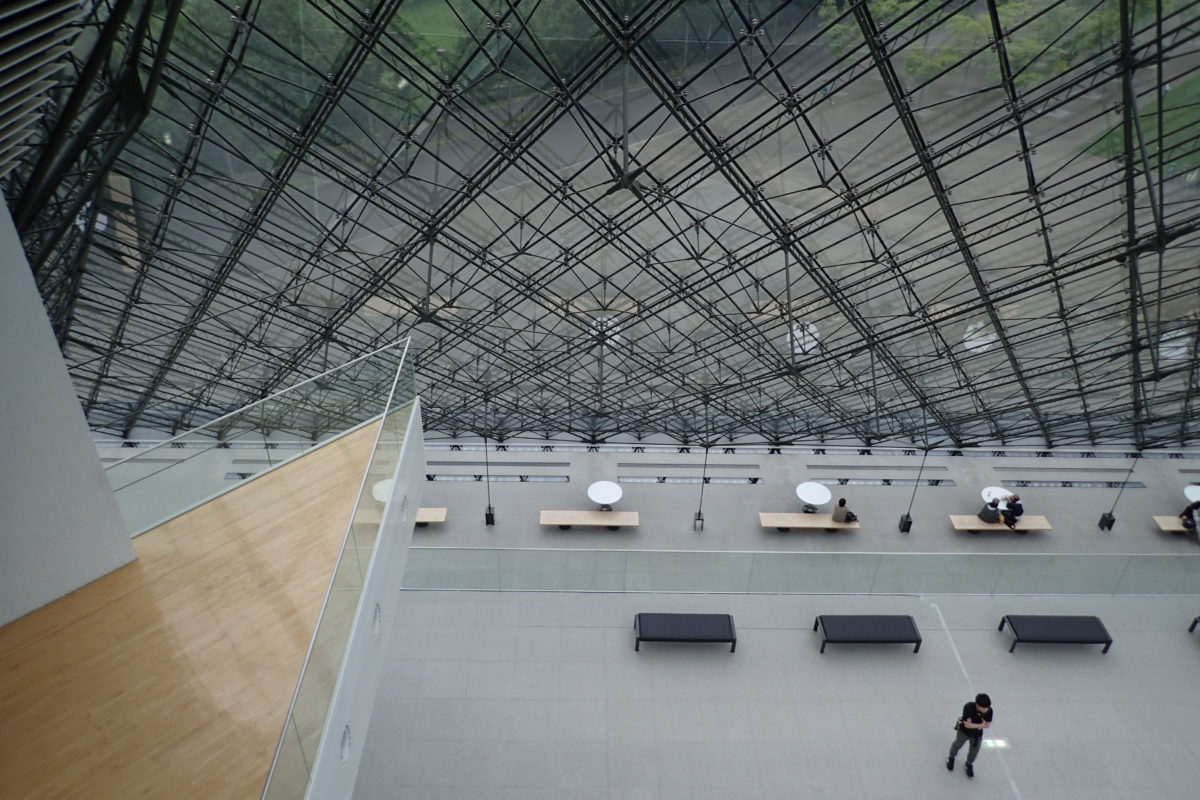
[0,206,135,627]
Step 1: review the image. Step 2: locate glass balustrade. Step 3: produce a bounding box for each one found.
[403,548,1200,596]
[105,340,411,536]
[262,343,418,799]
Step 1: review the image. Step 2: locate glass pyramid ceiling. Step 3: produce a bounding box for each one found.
[5,0,1199,447]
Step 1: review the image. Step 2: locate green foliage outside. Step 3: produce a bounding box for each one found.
[818,0,1189,93]
[1088,75,1200,177]
[135,1,1197,182]
[903,11,989,85]
[143,2,440,164]
[818,0,914,61]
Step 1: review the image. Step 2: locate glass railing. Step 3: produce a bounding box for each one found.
[263,343,418,799]
[403,548,1200,596]
[105,340,411,535]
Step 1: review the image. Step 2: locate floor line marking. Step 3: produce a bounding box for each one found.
[926,597,1023,800]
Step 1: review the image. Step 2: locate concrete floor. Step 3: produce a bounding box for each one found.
[357,591,1200,800]
[354,446,1200,800]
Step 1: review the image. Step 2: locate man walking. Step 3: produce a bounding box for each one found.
[947,693,993,778]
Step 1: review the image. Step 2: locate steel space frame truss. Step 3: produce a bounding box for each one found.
[5,0,1200,447]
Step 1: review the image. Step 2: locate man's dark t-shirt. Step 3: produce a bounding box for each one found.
[960,702,994,739]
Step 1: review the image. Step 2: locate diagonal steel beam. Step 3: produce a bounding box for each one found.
[1118,0,1149,448]
[586,0,967,444]
[247,0,689,399]
[118,0,408,434]
[982,0,1098,443]
[851,0,1052,444]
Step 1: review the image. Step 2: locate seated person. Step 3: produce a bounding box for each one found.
[832,497,857,523]
[1179,500,1200,532]
[977,499,1001,524]
[1001,494,1024,529]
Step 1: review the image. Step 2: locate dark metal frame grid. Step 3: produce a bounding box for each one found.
[4,0,1199,447]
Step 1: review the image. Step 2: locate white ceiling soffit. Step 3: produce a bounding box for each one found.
[0,0,81,180]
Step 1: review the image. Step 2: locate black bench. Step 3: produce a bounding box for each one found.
[812,615,922,653]
[634,613,736,652]
[998,614,1112,653]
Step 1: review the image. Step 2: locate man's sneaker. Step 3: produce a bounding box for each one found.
[965,763,974,778]
[946,758,954,771]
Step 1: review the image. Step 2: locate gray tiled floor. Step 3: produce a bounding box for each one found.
[354,448,1200,798]
[355,591,1200,800]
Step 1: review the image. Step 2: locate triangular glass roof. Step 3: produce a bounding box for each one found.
[5,0,1199,447]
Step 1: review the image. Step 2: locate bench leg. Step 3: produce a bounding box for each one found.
[730,640,736,653]
[1102,642,1111,653]
[559,525,570,530]
[1190,616,1199,633]
[635,639,640,652]
[1009,640,1017,653]
[913,641,921,653]
[997,617,1008,632]
[820,640,827,654]
[813,617,820,632]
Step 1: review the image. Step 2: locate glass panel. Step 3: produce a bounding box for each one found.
[106,339,411,535]
[403,547,1200,596]
[261,339,416,799]
[262,717,310,800]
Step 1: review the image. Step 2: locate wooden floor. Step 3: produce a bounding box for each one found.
[0,423,378,799]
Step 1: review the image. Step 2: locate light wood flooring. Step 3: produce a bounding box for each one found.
[0,422,378,799]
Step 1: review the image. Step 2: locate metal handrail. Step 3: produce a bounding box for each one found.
[105,337,408,469]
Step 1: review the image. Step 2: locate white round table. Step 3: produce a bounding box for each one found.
[587,480,623,511]
[981,485,1010,511]
[1184,485,1200,503]
[371,478,394,504]
[795,481,832,513]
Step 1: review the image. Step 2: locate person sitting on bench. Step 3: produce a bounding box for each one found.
[1001,494,1024,529]
[977,498,1001,524]
[1180,500,1200,532]
[831,497,858,524]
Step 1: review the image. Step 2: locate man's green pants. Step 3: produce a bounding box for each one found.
[948,730,981,764]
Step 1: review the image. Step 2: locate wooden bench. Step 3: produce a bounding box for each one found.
[539,510,639,530]
[353,507,382,526]
[415,507,447,527]
[813,615,922,653]
[998,614,1112,653]
[634,613,736,652]
[949,514,1051,534]
[1153,515,1191,533]
[759,512,860,532]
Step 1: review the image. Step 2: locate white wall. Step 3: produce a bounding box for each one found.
[0,207,135,627]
